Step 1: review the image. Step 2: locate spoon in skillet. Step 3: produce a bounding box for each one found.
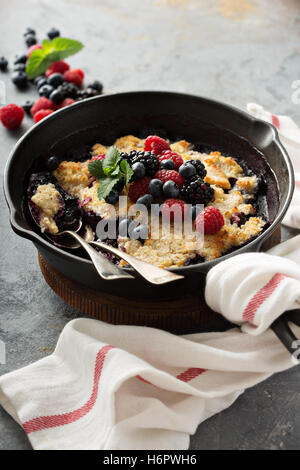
[28,202,134,281]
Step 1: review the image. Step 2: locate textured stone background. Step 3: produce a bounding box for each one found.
[0,0,300,450]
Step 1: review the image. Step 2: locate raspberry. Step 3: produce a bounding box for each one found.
[0,104,24,130]
[64,69,84,86]
[56,98,76,109]
[26,44,42,58]
[34,109,54,123]
[194,206,224,235]
[154,169,185,189]
[158,150,184,170]
[161,199,187,222]
[90,154,105,162]
[45,60,70,77]
[128,176,151,202]
[30,97,55,116]
[144,135,170,155]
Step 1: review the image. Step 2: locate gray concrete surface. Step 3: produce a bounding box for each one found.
[0,0,300,450]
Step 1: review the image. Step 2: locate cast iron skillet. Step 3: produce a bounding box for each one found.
[3,91,297,351]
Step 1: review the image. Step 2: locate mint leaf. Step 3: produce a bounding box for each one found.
[51,37,84,59]
[103,146,121,172]
[26,36,84,79]
[110,166,121,177]
[88,160,105,179]
[26,50,52,79]
[120,159,134,185]
[97,176,120,200]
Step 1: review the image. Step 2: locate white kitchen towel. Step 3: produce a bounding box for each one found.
[0,235,300,450]
[247,103,300,228]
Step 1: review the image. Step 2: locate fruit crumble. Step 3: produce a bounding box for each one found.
[27,135,266,268]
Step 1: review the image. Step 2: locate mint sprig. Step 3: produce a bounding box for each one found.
[88,147,134,201]
[26,37,84,79]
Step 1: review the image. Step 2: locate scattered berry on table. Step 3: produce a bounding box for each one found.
[136,193,154,208]
[188,159,207,179]
[34,75,45,85]
[56,97,76,109]
[0,104,24,129]
[162,180,179,198]
[49,89,64,105]
[90,154,105,162]
[38,84,54,98]
[46,156,59,171]
[130,151,159,177]
[47,28,60,39]
[11,71,28,89]
[36,77,48,89]
[105,190,119,205]
[57,81,79,99]
[26,44,42,58]
[25,34,37,47]
[161,199,187,222]
[144,135,170,155]
[160,159,175,170]
[13,54,27,65]
[45,60,70,77]
[13,63,26,72]
[181,176,214,204]
[178,162,196,179]
[128,176,152,202]
[64,69,84,86]
[22,100,34,115]
[24,27,36,36]
[131,162,146,181]
[194,206,224,235]
[47,72,65,88]
[77,87,100,100]
[154,169,185,189]
[158,150,183,170]
[148,178,163,198]
[88,80,103,92]
[30,97,56,116]
[34,109,54,123]
[0,57,8,71]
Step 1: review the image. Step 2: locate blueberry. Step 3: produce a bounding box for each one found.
[131,162,146,181]
[47,73,65,88]
[130,224,148,240]
[179,162,196,179]
[87,80,103,92]
[163,181,179,198]
[49,89,64,105]
[25,34,37,47]
[0,57,8,71]
[136,194,154,208]
[34,75,45,85]
[11,71,28,89]
[47,28,60,39]
[118,218,132,237]
[36,77,48,89]
[13,63,26,72]
[39,84,54,97]
[14,54,27,65]
[160,159,175,170]
[24,27,36,36]
[22,100,34,115]
[46,156,60,171]
[148,178,163,198]
[105,190,119,205]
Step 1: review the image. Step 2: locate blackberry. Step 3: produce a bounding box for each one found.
[47,28,60,39]
[57,82,79,99]
[181,176,214,205]
[130,151,159,176]
[188,160,206,179]
[88,80,103,93]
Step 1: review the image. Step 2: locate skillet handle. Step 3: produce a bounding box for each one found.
[271,309,300,355]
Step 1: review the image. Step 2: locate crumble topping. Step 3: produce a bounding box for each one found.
[31,183,62,234]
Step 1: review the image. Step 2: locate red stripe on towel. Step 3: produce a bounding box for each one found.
[242,273,286,324]
[23,345,114,434]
